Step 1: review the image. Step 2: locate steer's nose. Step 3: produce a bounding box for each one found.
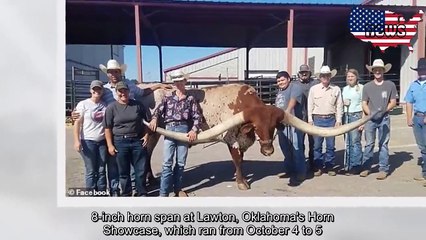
[261,147,274,156]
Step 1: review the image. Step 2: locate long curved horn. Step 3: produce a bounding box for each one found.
[143,112,245,144]
[283,112,376,137]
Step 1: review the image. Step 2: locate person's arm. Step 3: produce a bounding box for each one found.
[361,85,370,115]
[386,82,398,112]
[406,103,414,127]
[103,106,116,155]
[139,83,172,97]
[190,98,203,133]
[73,117,82,152]
[307,87,314,124]
[187,98,202,142]
[335,88,343,125]
[72,103,84,151]
[404,84,414,127]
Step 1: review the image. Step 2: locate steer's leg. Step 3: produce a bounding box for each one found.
[145,133,161,185]
[228,145,250,190]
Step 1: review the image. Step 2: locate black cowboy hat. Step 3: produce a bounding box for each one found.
[411,58,426,71]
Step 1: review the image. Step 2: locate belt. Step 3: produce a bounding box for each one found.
[166,121,188,127]
[346,111,362,115]
[313,114,335,118]
[415,112,426,116]
[114,133,140,139]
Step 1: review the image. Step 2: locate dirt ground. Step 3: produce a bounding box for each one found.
[65,113,426,197]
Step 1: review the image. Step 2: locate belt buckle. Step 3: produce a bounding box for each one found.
[124,134,138,138]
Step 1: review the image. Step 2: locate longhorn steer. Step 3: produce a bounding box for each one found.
[139,83,371,190]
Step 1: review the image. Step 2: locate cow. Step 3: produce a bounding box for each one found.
[138,83,372,190]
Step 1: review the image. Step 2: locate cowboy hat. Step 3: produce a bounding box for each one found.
[410,58,426,72]
[99,59,127,75]
[315,65,337,79]
[170,69,189,82]
[365,59,392,73]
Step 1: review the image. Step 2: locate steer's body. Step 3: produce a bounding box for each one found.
[138,83,371,191]
[139,83,277,190]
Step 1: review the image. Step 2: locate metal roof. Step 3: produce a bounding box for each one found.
[66,0,424,47]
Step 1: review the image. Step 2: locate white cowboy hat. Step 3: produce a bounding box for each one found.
[366,59,392,73]
[315,65,337,79]
[99,59,127,75]
[169,69,189,82]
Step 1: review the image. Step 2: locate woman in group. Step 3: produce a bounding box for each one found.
[103,81,151,197]
[342,69,364,175]
[73,80,108,193]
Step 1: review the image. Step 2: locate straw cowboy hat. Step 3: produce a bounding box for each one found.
[99,59,127,75]
[366,59,392,73]
[169,69,189,82]
[410,58,426,72]
[315,65,337,79]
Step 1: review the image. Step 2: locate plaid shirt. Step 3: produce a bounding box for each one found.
[153,92,203,133]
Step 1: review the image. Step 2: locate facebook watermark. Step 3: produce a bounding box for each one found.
[67,188,110,197]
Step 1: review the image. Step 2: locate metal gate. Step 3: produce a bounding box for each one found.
[66,66,100,115]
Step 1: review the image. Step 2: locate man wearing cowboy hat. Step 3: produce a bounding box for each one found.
[149,69,203,197]
[293,64,320,172]
[404,58,426,186]
[360,59,397,180]
[99,59,171,104]
[307,65,343,177]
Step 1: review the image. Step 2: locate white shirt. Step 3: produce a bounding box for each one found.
[75,99,107,141]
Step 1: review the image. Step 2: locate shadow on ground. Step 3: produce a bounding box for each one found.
[147,159,284,196]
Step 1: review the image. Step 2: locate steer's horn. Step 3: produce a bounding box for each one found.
[143,112,245,144]
[283,112,376,137]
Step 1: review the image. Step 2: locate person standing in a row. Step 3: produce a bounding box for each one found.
[103,81,151,196]
[360,59,397,180]
[342,69,364,175]
[405,58,426,186]
[308,66,343,177]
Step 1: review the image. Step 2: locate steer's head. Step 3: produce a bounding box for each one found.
[241,105,284,156]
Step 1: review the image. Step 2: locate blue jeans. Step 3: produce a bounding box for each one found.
[362,115,390,173]
[344,112,363,170]
[413,115,426,177]
[160,124,189,196]
[277,126,306,177]
[313,116,336,169]
[106,155,120,195]
[114,137,148,196]
[80,140,107,191]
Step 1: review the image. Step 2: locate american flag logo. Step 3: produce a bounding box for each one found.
[349,7,423,52]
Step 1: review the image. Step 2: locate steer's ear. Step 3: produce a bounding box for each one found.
[240,123,254,134]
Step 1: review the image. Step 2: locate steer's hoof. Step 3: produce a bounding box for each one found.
[237,181,250,190]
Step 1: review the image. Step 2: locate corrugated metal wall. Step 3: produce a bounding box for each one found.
[168,47,324,81]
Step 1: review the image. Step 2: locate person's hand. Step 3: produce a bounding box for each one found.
[108,146,117,156]
[407,118,414,127]
[71,109,81,121]
[358,125,364,131]
[372,110,386,121]
[149,118,158,132]
[74,141,81,152]
[335,122,342,127]
[308,121,313,125]
[187,130,197,142]
[141,134,149,147]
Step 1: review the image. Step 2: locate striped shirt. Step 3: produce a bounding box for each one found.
[307,83,343,122]
[102,80,145,105]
